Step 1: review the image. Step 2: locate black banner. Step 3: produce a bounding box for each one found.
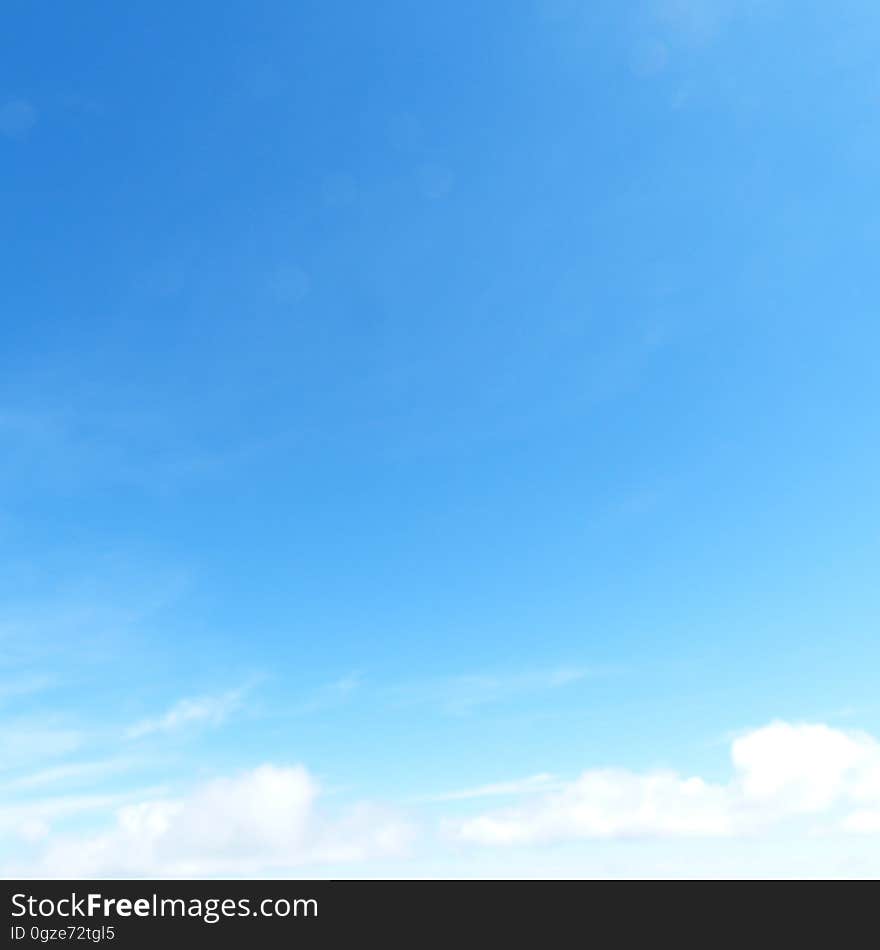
[0,879,864,946]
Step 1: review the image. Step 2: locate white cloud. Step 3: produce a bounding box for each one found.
[391,667,590,715]
[126,686,247,739]
[15,764,414,877]
[730,721,880,816]
[6,720,880,878]
[455,770,732,844]
[0,721,83,771]
[842,810,880,834]
[453,721,880,846]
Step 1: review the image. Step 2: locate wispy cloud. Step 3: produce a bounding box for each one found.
[0,559,188,674]
[415,774,562,804]
[648,0,739,46]
[294,673,362,715]
[0,758,136,794]
[0,399,261,497]
[0,720,83,773]
[125,685,250,740]
[389,667,591,716]
[0,675,57,704]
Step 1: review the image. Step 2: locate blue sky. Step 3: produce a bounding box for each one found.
[2,0,880,877]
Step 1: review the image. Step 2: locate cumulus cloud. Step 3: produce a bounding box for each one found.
[126,687,247,739]
[16,764,414,877]
[455,771,732,844]
[731,721,880,817]
[453,722,880,845]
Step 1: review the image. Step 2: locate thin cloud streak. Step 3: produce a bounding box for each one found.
[125,685,251,740]
[414,773,563,804]
[387,667,594,716]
